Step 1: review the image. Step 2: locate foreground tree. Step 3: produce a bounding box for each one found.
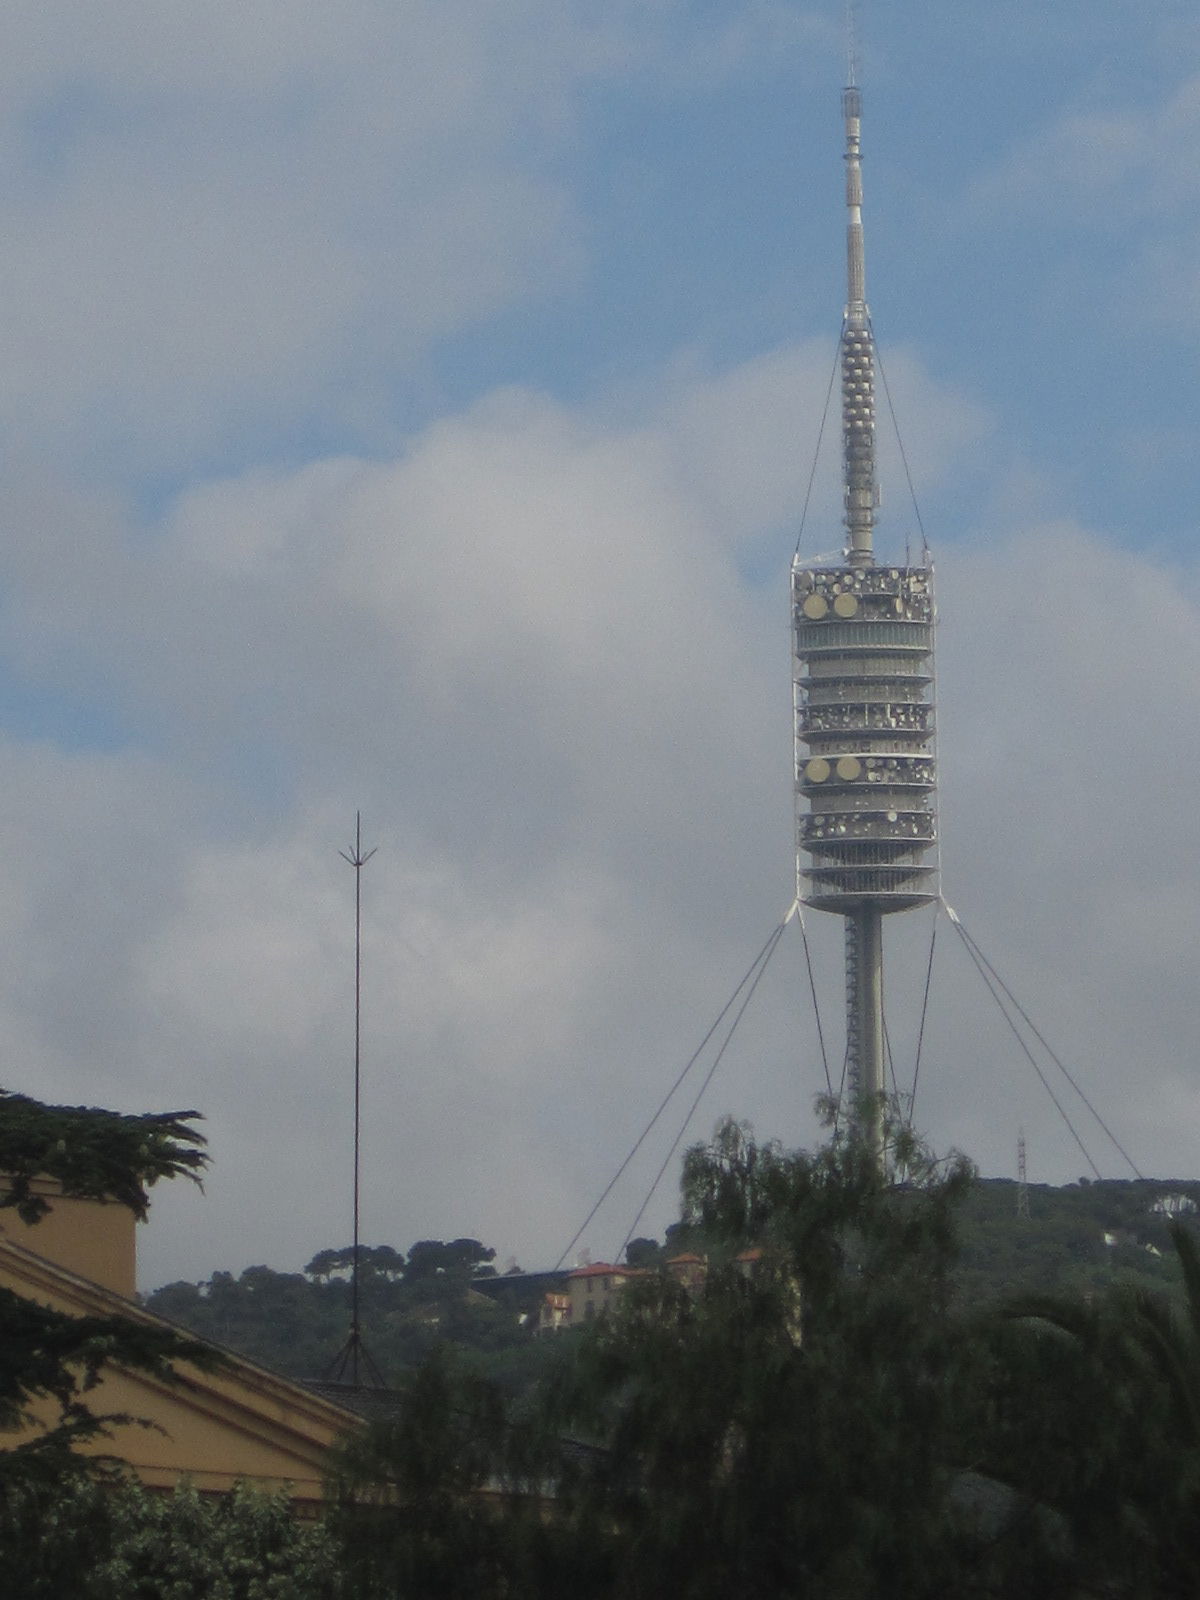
[0,1086,217,1479]
[0,1477,341,1600]
[542,1117,991,1600]
[327,1347,534,1599]
[0,1088,207,1223]
[976,1219,1200,1597]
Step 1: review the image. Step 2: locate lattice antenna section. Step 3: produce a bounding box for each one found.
[1017,1128,1031,1221]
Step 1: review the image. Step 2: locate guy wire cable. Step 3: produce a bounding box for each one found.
[616,916,789,1264]
[944,904,1102,1180]
[794,333,843,558]
[950,910,1143,1179]
[907,907,939,1127]
[874,330,928,548]
[552,913,792,1272]
[795,901,834,1097]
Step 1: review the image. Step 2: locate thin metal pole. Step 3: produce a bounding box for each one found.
[339,812,376,1387]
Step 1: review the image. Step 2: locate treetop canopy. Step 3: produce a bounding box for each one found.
[0,1089,207,1224]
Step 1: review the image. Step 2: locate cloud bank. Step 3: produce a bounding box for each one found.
[0,5,1195,1289]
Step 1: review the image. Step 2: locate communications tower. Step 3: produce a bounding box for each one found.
[791,74,938,1160]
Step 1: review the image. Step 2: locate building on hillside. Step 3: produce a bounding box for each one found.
[0,1181,360,1509]
[664,1252,707,1294]
[565,1261,644,1324]
[536,1289,571,1336]
[533,1248,768,1334]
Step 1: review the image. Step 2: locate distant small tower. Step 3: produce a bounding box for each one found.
[791,76,938,1161]
[1017,1129,1031,1220]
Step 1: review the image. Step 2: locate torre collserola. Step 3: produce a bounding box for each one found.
[790,81,938,1161]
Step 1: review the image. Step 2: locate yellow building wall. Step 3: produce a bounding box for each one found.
[0,1178,136,1298]
[0,1228,358,1505]
[67,1360,347,1503]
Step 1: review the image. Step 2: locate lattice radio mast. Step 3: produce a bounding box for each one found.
[791,63,938,1164]
[1017,1128,1031,1220]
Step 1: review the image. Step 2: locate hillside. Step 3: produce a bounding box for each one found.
[142,1178,1200,1390]
[954,1175,1199,1304]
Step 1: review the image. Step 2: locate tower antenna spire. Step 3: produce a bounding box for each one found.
[840,45,876,567]
[845,0,861,88]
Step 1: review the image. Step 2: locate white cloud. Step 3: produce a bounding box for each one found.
[928,523,1200,1182]
[0,332,1194,1288]
[967,67,1200,218]
[965,67,1200,334]
[0,1,825,471]
[0,3,1194,1290]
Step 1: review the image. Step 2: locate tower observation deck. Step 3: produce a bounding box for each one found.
[791,82,938,1159]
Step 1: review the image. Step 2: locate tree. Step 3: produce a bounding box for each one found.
[543,1116,985,1599]
[405,1238,496,1282]
[304,1244,405,1282]
[623,1237,664,1270]
[327,1347,515,1599]
[0,1477,342,1600]
[975,1219,1200,1597]
[0,1086,218,1480]
[0,1089,206,1223]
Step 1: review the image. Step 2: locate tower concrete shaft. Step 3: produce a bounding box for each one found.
[845,909,885,1152]
[791,81,938,1164]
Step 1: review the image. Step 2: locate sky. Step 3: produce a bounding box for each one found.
[1,1,1199,1290]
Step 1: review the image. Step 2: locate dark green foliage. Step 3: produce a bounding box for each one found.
[150,1181,1198,1410]
[14,1098,1200,1598]
[972,1219,1200,1597]
[542,1117,982,1600]
[327,1348,526,1599]
[405,1237,496,1281]
[305,1244,405,1282]
[955,1176,1196,1305]
[0,1477,341,1600]
[623,1236,664,1269]
[147,1238,537,1392]
[0,1088,207,1223]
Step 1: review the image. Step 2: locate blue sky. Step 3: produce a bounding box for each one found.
[0,2,1197,1287]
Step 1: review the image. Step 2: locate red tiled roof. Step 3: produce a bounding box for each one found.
[567,1262,652,1281]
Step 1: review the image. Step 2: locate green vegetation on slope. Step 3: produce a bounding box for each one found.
[145,1238,552,1395]
[144,1175,1200,1393]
